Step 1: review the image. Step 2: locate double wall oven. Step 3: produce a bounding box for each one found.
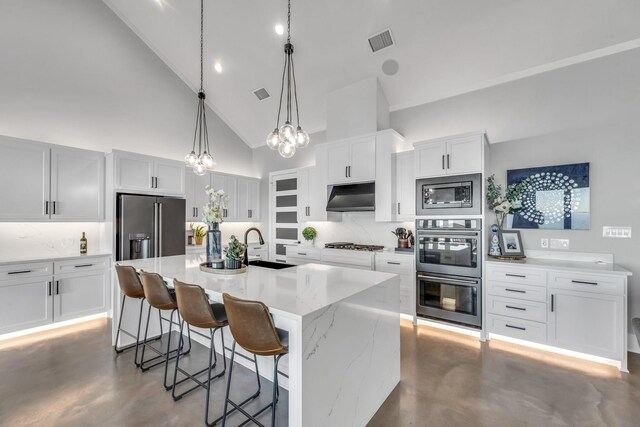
[415,218,482,328]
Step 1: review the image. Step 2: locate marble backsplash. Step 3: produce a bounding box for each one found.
[185,222,262,244]
[0,223,103,260]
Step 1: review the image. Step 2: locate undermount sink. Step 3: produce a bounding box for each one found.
[247,260,295,270]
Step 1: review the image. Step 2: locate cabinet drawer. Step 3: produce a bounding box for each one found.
[286,246,321,261]
[0,262,53,281]
[487,264,546,286]
[548,271,624,296]
[54,257,109,275]
[487,314,546,344]
[486,280,546,302]
[486,295,547,323]
[375,255,414,274]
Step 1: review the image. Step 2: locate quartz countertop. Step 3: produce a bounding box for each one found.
[486,257,632,276]
[117,253,398,319]
[0,252,112,266]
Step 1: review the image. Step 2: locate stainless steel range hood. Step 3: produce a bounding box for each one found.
[326,182,375,212]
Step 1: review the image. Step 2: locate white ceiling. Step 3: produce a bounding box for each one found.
[103,0,640,148]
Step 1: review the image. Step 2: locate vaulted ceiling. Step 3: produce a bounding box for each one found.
[103,0,640,148]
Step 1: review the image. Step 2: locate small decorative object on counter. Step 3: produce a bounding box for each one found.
[497,229,526,258]
[190,223,207,245]
[203,186,228,263]
[302,226,317,246]
[489,224,502,256]
[486,174,528,230]
[80,232,87,255]
[224,235,247,269]
[391,227,411,248]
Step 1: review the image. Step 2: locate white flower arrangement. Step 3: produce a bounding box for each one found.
[202,185,229,225]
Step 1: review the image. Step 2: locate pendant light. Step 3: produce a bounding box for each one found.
[266,0,309,158]
[185,0,216,176]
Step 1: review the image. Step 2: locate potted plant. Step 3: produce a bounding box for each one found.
[202,186,229,263]
[486,175,528,229]
[190,223,207,245]
[302,226,317,246]
[224,235,247,269]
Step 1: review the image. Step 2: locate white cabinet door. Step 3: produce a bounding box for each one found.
[186,171,211,221]
[349,136,376,182]
[236,177,251,222]
[154,159,185,196]
[446,135,483,175]
[326,143,350,184]
[50,147,104,221]
[54,271,108,323]
[115,152,153,192]
[212,174,238,221]
[247,179,260,221]
[0,138,50,220]
[296,168,310,221]
[414,140,447,178]
[394,151,415,220]
[0,277,53,334]
[548,289,623,360]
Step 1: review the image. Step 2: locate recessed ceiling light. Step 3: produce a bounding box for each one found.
[214,62,222,73]
[275,24,284,35]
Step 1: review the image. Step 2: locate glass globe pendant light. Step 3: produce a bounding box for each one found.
[185,0,216,175]
[266,0,309,158]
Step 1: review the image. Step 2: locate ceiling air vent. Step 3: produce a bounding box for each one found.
[253,87,270,101]
[368,28,394,53]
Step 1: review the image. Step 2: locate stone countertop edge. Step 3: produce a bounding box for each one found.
[0,252,113,266]
[486,257,632,277]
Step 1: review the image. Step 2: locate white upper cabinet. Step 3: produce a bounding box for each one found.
[414,132,485,178]
[212,173,238,221]
[113,150,185,196]
[0,137,104,222]
[0,138,50,221]
[327,135,375,184]
[393,151,415,221]
[185,169,211,222]
[50,147,104,221]
[237,177,260,222]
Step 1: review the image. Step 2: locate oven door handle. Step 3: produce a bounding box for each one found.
[417,274,479,286]
[417,231,480,236]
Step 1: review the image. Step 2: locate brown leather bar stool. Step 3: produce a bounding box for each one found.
[114,264,148,366]
[172,279,230,425]
[220,293,289,427]
[139,271,192,389]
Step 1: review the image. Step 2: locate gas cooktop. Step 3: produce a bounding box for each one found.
[324,242,385,251]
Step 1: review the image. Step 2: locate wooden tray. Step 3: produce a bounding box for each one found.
[199,262,247,275]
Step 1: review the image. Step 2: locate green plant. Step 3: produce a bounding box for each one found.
[224,235,247,261]
[190,223,207,238]
[302,226,317,241]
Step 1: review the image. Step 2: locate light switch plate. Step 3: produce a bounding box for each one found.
[540,238,549,248]
[603,226,632,238]
[550,238,570,250]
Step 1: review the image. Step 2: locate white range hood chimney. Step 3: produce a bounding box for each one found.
[326,77,390,142]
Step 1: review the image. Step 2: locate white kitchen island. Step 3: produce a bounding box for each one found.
[115,254,401,427]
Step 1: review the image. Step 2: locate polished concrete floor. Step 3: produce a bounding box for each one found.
[1,319,639,427]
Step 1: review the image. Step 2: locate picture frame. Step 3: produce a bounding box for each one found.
[498,230,525,257]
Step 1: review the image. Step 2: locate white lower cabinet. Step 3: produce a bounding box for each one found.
[486,261,629,371]
[0,256,110,335]
[375,253,415,316]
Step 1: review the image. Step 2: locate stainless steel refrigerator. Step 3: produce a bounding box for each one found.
[116,194,186,261]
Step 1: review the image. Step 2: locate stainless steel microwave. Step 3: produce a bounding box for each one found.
[416,173,482,216]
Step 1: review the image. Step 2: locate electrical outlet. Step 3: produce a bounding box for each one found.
[540,238,549,249]
[603,226,632,238]
[550,238,570,250]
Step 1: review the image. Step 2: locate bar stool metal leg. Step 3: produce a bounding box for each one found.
[139,307,184,373]
[113,295,146,367]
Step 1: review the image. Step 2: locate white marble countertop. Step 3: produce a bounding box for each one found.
[486,257,632,276]
[117,253,398,319]
[0,252,112,266]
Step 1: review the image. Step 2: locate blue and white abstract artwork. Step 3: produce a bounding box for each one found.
[507,162,590,230]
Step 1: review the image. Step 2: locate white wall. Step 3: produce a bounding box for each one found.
[0,0,254,176]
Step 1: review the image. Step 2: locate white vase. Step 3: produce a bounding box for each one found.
[303,239,314,247]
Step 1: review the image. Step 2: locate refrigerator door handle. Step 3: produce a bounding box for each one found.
[158,202,163,257]
[153,202,159,257]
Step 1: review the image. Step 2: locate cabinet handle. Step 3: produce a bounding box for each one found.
[248,209,252,218]
[551,294,555,312]
[52,201,57,215]
[254,246,262,250]
[447,154,450,169]
[398,202,401,215]
[298,252,307,256]
[45,201,49,215]
[505,273,526,278]
[571,280,598,286]
[345,166,348,178]
[348,166,351,177]
[442,155,445,170]
[505,305,526,311]
[155,177,159,188]
[505,324,526,331]
[47,281,52,296]
[196,207,199,217]
[8,269,32,275]
[307,206,310,216]
[387,261,401,265]
[74,264,93,268]
[505,288,526,294]
[55,280,60,295]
